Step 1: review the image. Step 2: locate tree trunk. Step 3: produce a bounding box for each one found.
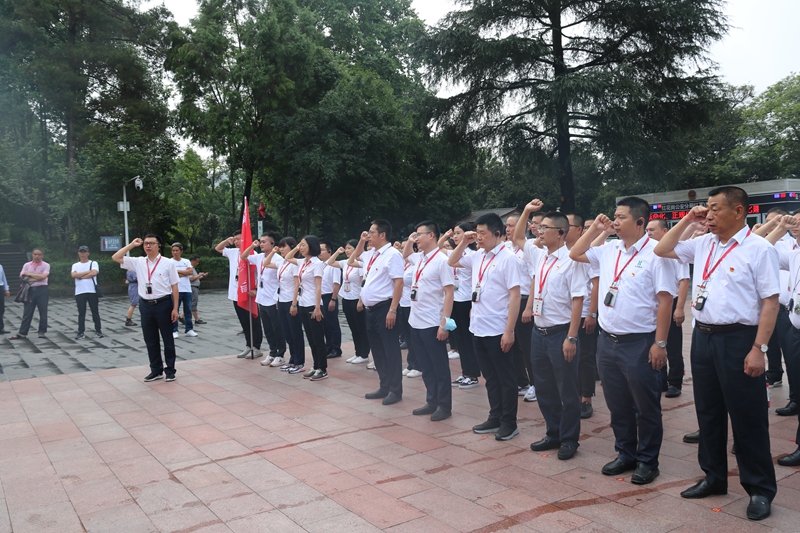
[550,7,576,213]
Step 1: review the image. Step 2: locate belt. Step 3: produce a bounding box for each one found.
[534,323,569,336]
[695,321,752,334]
[364,299,391,312]
[141,295,172,306]
[601,329,652,343]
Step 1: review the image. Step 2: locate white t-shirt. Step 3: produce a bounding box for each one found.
[248,253,279,306]
[408,249,455,329]
[72,261,98,296]
[275,256,298,303]
[339,260,362,301]
[222,247,240,301]
[173,258,193,293]
[297,257,324,308]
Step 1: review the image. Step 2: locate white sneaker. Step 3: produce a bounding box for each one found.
[402,368,410,376]
[260,355,275,366]
[518,385,530,397]
[524,386,538,402]
[406,369,422,378]
[366,361,376,370]
[346,355,358,363]
[352,357,369,364]
[448,350,460,359]
[452,375,465,387]
[185,330,198,337]
[251,349,263,358]
[270,357,285,367]
[172,331,179,339]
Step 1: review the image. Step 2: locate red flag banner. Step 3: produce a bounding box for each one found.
[237,198,258,318]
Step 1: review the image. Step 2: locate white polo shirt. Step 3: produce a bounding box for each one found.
[121,255,179,299]
[528,244,587,328]
[408,249,454,329]
[585,234,677,335]
[339,260,362,301]
[297,256,324,308]
[777,247,800,328]
[72,261,98,296]
[173,258,192,293]
[580,265,598,319]
[248,253,279,306]
[400,262,412,308]
[275,256,298,303]
[461,243,522,337]
[450,248,475,302]
[506,241,532,296]
[222,248,240,301]
[321,264,340,295]
[674,226,779,326]
[775,234,797,306]
[360,244,404,307]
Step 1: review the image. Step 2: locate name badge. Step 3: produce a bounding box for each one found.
[533,297,543,317]
[410,284,418,301]
[604,286,618,307]
[343,281,351,293]
[472,283,481,303]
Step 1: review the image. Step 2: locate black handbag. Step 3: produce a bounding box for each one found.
[92,261,104,297]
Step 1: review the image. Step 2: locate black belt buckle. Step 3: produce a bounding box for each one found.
[607,332,620,343]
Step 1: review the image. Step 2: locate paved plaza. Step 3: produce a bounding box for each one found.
[1,291,799,532]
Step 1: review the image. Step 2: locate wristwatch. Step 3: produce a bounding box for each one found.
[567,336,578,344]
[654,340,667,349]
[754,343,768,353]
[588,312,598,318]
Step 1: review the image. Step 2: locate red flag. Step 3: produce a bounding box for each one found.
[237,198,258,318]
[258,202,266,219]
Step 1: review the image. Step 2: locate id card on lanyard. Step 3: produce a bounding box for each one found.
[694,231,749,310]
[343,264,354,292]
[146,256,162,294]
[473,250,500,303]
[605,238,649,307]
[534,254,558,317]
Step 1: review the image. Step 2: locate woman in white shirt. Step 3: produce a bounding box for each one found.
[326,239,371,363]
[266,237,305,373]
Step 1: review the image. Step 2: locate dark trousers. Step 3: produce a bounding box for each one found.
[172,292,193,333]
[0,290,5,330]
[789,326,800,445]
[139,298,176,376]
[233,300,262,349]
[365,301,403,396]
[473,335,518,426]
[398,306,415,369]
[75,293,102,335]
[578,317,599,397]
[19,286,48,335]
[411,326,452,411]
[321,293,342,355]
[692,326,776,500]
[259,303,286,357]
[766,309,791,384]
[453,300,480,377]
[597,331,662,468]
[513,296,535,388]
[342,298,370,358]
[531,327,581,447]
[660,298,684,389]
[300,306,327,371]
[278,301,305,365]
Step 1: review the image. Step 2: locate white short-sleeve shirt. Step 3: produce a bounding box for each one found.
[360,244,404,306]
[321,264,340,295]
[339,260,362,301]
[248,253,279,306]
[275,256,298,303]
[775,234,796,306]
[451,248,475,302]
[506,241,532,296]
[297,257,324,308]
[72,261,98,296]
[777,247,800,328]
[121,255,178,299]
[461,243,522,337]
[222,248,240,301]
[408,249,455,329]
[530,244,587,328]
[173,258,193,293]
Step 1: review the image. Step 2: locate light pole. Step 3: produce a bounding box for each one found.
[121,176,143,256]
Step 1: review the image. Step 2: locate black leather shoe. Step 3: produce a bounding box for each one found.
[495,425,519,441]
[530,438,561,452]
[580,402,593,419]
[412,403,437,416]
[557,444,577,460]
[776,401,798,416]
[601,458,636,476]
[680,479,727,499]
[778,447,800,466]
[746,495,771,520]
[365,389,388,400]
[683,430,700,444]
[382,392,402,405]
[473,419,501,434]
[430,407,452,421]
[664,385,681,398]
[631,463,659,484]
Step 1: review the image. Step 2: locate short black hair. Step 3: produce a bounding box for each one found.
[171,242,183,250]
[474,213,504,237]
[320,240,334,254]
[189,255,199,261]
[565,212,585,229]
[767,207,788,217]
[232,229,242,237]
[616,197,650,225]
[543,211,569,233]
[708,186,749,212]
[415,220,441,240]
[278,236,297,248]
[530,212,545,221]
[371,219,392,240]
[145,233,162,245]
[260,232,277,245]
[648,218,668,230]
[302,235,321,257]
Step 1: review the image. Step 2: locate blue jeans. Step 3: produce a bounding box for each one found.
[172,292,194,332]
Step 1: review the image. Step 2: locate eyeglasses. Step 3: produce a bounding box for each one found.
[415,231,433,236]
[537,225,563,232]
[569,225,582,229]
[143,242,159,246]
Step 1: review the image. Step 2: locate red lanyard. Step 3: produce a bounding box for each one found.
[613,237,649,284]
[298,259,312,283]
[345,264,354,281]
[702,231,750,282]
[278,261,291,281]
[146,256,162,284]
[414,249,440,284]
[478,249,501,284]
[537,255,559,295]
[366,251,381,273]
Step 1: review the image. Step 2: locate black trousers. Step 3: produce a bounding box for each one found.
[578,317,599,397]
[452,300,480,378]
[597,331,662,468]
[365,301,403,397]
[19,286,48,335]
[398,306,415,369]
[692,326,776,501]
[342,298,370,358]
[300,306,327,371]
[277,301,305,365]
[660,297,685,389]
[789,326,800,445]
[473,335,518,426]
[139,298,176,376]
[766,308,791,384]
[513,296,535,388]
[75,293,102,335]
[234,301,262,349]
[531,327,581,447]
[411,326,452,411]
[258,303,286,357]
[321,293,342,355]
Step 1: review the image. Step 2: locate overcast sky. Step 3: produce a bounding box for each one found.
[153,0,799,94]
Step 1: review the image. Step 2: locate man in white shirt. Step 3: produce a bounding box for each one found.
[113,234,180,382]
[170,243,197,338]
[449,213,522,441]
[571,197,676,485]
[505,215,536,401]
[403,221,455,421]
[655,186,779,521]
[71,245,103,339]
[216,230,263,358]
[350,219,405,405]
[763,208,794,392]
